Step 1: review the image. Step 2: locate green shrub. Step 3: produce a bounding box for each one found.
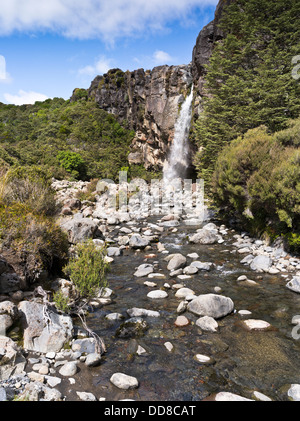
[53,290,71,313]
[3,166,60,216]
[63,240,108,301]
[0,170,69,281]
[57,151,87,180]
[212,123,300,245]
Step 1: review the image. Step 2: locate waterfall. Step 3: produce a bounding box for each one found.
[163,86,194,183]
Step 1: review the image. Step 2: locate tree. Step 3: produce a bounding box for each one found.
[193,0,300,186]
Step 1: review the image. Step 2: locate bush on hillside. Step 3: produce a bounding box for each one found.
[212,124,300,251]
[0,168,68,281]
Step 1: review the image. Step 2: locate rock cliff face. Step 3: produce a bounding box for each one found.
[88,65,193,170]
[192,0,234,94]
[87,0,231,170]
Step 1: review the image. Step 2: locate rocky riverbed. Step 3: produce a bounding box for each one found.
[1,179,300,401]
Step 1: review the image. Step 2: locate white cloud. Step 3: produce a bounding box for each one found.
[0,0,219,41]
[4,90,49,105]
[78,57,113,77]
[0,55,13,84]
[153,50,173,65]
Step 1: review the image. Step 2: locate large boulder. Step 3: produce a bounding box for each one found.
[189,226,220,245]
[129,234,149,249]
[18,301,73,353]
[166,254,187,271]
[250,255,272,272]
[60,214,102,244]
[187,294,234,319]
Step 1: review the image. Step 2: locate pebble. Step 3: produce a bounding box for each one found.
[238,310,252,316]
[45,376,62,388]
[214,392,253,401]
[59,362,78,377]
[76,391,97,401]
[144,281,157,287]
[85,353,101,367]
[242,319,271,330]
[110,373,139,390]
[164,342,174,352]
[174,315,190,327]
[175,288,195,299]
[194,354,212,364]
[196,316,218,332]
[253,391,272,401]
[147,290,168,299]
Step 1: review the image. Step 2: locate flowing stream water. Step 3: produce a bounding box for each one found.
[56,217,300,402]
[163,87,194,183]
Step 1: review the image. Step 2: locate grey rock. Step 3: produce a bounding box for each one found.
[240,254,254,264]
[250,255,272,272]
[85,353,101,367]
[127,308,160,318]
[288,384,300,401]
[187,294,234,319]
[107,247,121,257]
[59,361,78,377]
[214,392,253,402]
[167,254,187,271]
[110,373,139,390]
[183,266,198,275]
[72,338,98,354]
[0,336,26,381]
[0,387,7,401]
[134,264,154,278]
[60,214,101,244]
[76,391,97,401]
[191,261,214,271]
[196,316,218,332]
[19,301,73,354]
[129,234,149,249]
[45,376,62,388]
[147,290,168,299]
[286,276,300,294]
[189,228,220,245]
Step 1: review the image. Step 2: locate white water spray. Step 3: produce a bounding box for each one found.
[163,86,194,183]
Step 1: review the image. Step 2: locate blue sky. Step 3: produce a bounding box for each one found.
[0,0,218,105]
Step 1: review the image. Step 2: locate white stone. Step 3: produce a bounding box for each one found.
[242,319,271,330]
[195,354,211,363]
[164,342,174,352]
[127,308,160,318]
[59,362,78,377]
[110,373,139,390]
[76,392,97,401]
[288,384,300,401]
[147,290,168,299]
[175,288,195,299]
[196,316,218,332]
[253,391,272,401]
[238,310,252,316]
[215,392,253,401]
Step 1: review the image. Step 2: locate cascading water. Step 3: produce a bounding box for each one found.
[163,86,194,183]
